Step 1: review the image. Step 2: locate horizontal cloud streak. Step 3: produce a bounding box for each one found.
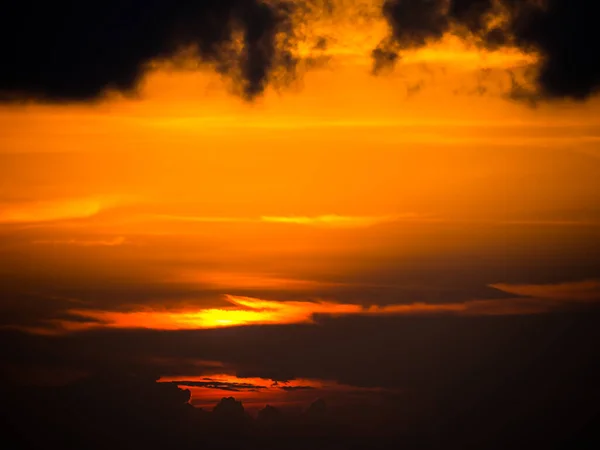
[32,236,127,247]
[0,196,130,225]
[44,280,600,333]
[490,280,600,302]
[150,213,415,228]
[259,214,404,227]
[0,199,102,224]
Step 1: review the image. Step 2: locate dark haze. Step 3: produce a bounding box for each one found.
[1,313,599,449]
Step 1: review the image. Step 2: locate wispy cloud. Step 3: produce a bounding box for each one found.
[259,214,403,228]
[0,196,125,225]
[490,280,600,302]
[32,236,127,247]
[172,271,349,291]
[143,213,600,230]
[150,213,422,228]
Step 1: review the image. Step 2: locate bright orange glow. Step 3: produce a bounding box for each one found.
[259,214,400,227]
[50,281,600,333]
[66,296,363,330]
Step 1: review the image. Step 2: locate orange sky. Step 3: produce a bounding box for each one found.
[1,2,600,342]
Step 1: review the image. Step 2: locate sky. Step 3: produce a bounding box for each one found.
[1,1,600,448]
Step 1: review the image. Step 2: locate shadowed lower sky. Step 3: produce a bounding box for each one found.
[1,1,600,448]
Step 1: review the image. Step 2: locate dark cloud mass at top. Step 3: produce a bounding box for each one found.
[1,0,600,102]
[378,0,600,100]
[0,0,304,102]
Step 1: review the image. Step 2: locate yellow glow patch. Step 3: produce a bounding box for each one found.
[55,284,600,334]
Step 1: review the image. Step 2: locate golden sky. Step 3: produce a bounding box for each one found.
[1,0,600,343]
[2,2,600,439]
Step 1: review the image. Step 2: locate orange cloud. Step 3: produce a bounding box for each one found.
[32,236,127,247]
[259,214,403,228]
[52,280,600,333]
[0,196,128,225]
[66,296,362,330]
[148,213,414,228]
[158,373,387,412]
[0,198,103,224]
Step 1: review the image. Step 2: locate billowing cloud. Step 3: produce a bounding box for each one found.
[0,0,321,102]
[376,0,600,100]
[2,1,599,103]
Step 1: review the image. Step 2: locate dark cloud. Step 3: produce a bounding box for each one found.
[168,379,268,391]
[1,311,599,447]
[0,0,313,102]
[3,1,599,103]
[512,0,600,100]
[3,312,600,392]
[280,385,316,391]
[377,0,600,100]
[383,0,450,47]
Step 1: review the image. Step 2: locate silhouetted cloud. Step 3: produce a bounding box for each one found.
[280,385,316,391]
[256,404,283,422]
[377,0,600,100]
[167,379,268,391]
[3,1,599,103]
[213,396,246,416]
[0,0,315,102]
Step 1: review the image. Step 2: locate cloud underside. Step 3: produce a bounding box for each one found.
[1,1,599,102]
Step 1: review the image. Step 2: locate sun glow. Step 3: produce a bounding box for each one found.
[67,296,363,330]
[54,282,600,334]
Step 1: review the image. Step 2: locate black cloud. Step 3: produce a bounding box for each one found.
[377,0,600,100]
[280,385,316,391]
[168,379,268,391]
[0,0,306,102]
[3,1,600,103]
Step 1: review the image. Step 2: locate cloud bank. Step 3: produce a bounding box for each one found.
[2,1,600,102]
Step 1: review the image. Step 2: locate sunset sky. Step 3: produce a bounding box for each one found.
[1,1,600,428]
